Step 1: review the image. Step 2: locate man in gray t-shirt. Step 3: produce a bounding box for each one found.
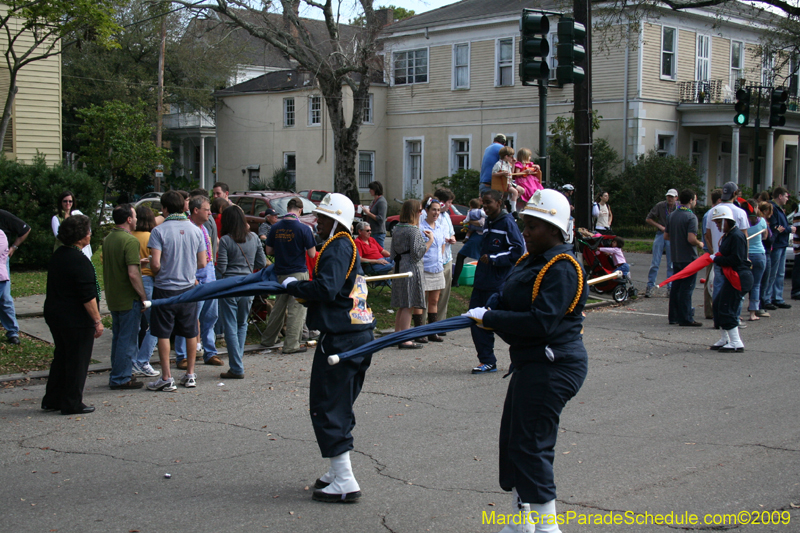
[665,189,702,326]
[146,191,208,393]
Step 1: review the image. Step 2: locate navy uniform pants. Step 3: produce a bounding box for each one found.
[499,347,588,504]
[713,270,753,331]
[309,329,374,458]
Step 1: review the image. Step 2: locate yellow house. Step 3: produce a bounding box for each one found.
[0,5,62,163]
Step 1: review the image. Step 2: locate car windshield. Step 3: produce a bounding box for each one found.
[452,204,468,215]
[270,196,316,216]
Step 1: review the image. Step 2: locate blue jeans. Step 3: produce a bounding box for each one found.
[136,276,158,366]
[110,300,143,386]
[760,253,772,306]
[647,232,672,289]
[479,182,492,195]
[364,261,394,275]
[748,253,766,311]
[219,295,254,375]
[766,247,788,304]
[175,298,219,362]
[0,257,18,338]
[373,233,386,249]
[615,263,630,279]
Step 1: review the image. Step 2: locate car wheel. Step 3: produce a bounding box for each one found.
[387,221,398,235]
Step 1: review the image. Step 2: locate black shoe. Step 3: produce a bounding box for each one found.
[41,404,58,411]
[8,336,19,345]
[439,332,447,336]
[414,337,428,344]
[427,334,444,342]
[109,379,144,390]
[791,294,800,300]
[312,488,361,503]
[61,406,95,415]
[314,478,330,489]
[774,302,792,309]
[679,321,703,327]
[763,303,778,310]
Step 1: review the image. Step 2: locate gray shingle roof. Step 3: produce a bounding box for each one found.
[383,0,555,34]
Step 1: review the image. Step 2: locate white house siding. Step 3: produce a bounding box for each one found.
[215,85,386,195]
[0,7,61,164]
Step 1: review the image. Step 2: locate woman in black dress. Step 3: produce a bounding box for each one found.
[41,215,104,415]
[710,204,753,352]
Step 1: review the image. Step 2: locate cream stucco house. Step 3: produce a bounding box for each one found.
[0,6,62,164]
[213,0,800,203]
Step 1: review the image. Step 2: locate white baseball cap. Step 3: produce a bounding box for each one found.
[666,189,678,197]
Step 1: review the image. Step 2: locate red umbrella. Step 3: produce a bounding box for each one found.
[658,253,741,291]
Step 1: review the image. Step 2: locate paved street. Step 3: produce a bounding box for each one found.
[1,250,799,532]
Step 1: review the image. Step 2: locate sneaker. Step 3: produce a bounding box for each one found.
[471,363,497,374]
[755,309,770,317]
[644,286,653,298]
[180,373,197,388]
[133,363,161,377]
[147,377,177,392]
[763,303,778,310]
[774,302,792,309]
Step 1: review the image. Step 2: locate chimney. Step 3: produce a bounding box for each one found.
[375,8,394,28]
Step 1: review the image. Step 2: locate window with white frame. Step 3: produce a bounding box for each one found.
[451,139,470,174]
[497,38,514,86]
[362,93,373,124]
[505,135,515,149]
[730,41,743,88]
[407,140,422,189]
[283,98,295,127]
[284,152,296,186]
[761,50,775,86]
[453,43,470,89]
[696,35,710,82]
[790,55,800,97]
[548,32,558,81]
[661,26,676,79]
[308,96,322,125]
[657,134,675,157]
[358,151,374,189]
[393,49,428,85]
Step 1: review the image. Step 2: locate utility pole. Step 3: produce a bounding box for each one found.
[155,8,167,192]
[572,0,592,231]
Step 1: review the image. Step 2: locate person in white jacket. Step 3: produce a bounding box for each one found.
[52,191,92,259]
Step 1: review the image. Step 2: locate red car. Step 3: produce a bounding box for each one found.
[229,191,317,232]
[386,204,468,239]
[296,189,330,206]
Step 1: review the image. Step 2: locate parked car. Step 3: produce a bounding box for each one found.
[386,204,469,239]
[296,189,330,206]
[229,191,317,233]
[134,196,162,215]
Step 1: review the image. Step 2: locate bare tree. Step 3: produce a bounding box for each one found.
[173,0,383,202]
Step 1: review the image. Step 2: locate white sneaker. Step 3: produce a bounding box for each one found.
[147,377,176,392]
[131,364,144,377]
[138,363,160,377]
[180,373,197,388]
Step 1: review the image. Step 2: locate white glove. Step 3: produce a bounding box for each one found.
[281,276,298,288]
[463,307,488,324]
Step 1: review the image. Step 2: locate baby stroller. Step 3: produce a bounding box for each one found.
[577,233,637,303]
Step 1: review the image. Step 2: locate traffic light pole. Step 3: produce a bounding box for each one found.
[572,0,592,232]
[753,88,762,192]
[538,79,548,183]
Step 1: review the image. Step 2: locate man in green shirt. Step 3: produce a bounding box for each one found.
[103,204,147,390]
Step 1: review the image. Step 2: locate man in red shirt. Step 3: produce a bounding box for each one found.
[354,222,393,275]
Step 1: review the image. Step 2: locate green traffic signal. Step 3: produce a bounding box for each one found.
[733,88,750,126]
[519,10,550,84]
[556,18,586,85]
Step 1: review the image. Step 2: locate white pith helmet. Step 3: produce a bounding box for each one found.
[710,204,735,222]
[313,193,355,228]
[520,189,572,241]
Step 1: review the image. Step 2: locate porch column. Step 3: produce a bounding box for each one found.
[731,126,740,183]
[199,135,206,189]
[764,129,774,190]
[179,140,185,177]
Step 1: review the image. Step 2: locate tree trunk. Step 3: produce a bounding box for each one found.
[323,82,360,204]
[0,75,18,154]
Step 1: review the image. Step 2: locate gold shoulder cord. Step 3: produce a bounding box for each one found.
[515,253,584,314]
[314,231,357,279]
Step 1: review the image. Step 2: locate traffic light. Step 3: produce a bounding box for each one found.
[733,88,750,126]
[769,88,788,128]
[556,17,586,85]
[519,10,549,85]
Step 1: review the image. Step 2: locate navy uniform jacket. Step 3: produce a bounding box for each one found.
[474,210,525,291]
[286,234,375,335]
[482,244,587,365]
[713,226,754,293]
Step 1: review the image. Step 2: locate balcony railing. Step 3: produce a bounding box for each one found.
[679,79,725,103]
[163,112,215,130]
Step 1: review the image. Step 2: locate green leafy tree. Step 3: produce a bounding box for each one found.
[0,0,120,152]
[62,0,248,155]
[544,112,621,189]
[601,149,705,227]
[77,100,171,217]
[432,168,480,206]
